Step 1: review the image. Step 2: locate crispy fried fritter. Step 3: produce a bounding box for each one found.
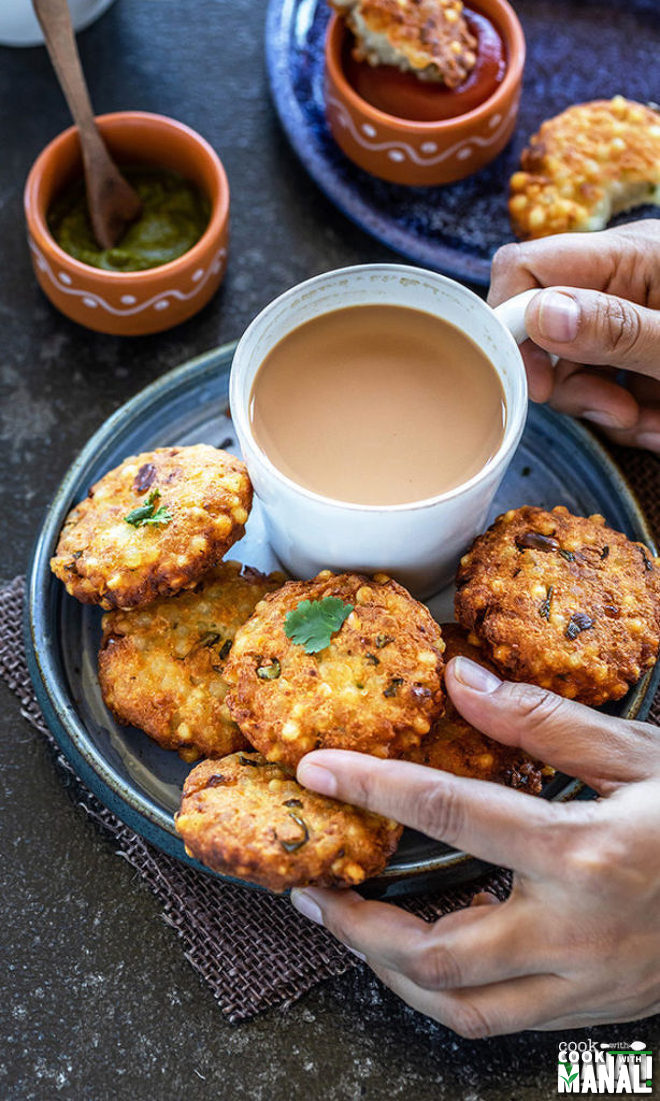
[407,625,553,793]
[224,570,445,769]
[175,752,403,892]
[98,562,284,761]
[455,506,660,706]
[331,0,477,87]
[509,97,660,239]
[50,445,252,610]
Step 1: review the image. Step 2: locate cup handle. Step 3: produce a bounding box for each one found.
[492,288,542,345]
[492,288,559,365]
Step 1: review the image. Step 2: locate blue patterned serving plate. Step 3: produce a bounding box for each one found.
[266,0,660,285]
[25,345,659,897]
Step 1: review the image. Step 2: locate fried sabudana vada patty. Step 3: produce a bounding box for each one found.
[407,625,553,794]
[98,562,284,761]
[51,445,252,610]
[509,97,660,240]
[455,506,660,706]
[224,570,445,769]
[175,752,403,892]
[331,0,477,88]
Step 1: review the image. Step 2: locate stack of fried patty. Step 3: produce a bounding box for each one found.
[52,452,660,891]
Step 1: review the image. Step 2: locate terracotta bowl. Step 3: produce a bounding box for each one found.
[24,111,230,336]
[324,0,525,187]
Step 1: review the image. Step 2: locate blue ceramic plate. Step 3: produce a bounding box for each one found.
[26,345,659,897]
[266,0,660,285]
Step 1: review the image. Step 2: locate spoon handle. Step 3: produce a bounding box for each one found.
[33,0,103,152]
[32,0,142,249]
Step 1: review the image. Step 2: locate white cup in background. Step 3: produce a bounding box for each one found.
[230,264,539,597]
[0,0,116,47]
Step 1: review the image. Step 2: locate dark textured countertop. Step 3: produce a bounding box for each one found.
[2,3,658,1099]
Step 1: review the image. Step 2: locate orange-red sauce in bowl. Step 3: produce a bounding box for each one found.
[342,8,506,123]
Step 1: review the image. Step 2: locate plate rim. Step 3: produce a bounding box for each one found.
[25,341,660,894]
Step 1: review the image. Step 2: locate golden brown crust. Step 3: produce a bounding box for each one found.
[224,570,445,769]
[98,562,285,761]
[175,752,403,892]
[455,506,660,706]
[50,445,253,610]
[509,97,660,240]
[407,625,553,793]
[331,0,477,87]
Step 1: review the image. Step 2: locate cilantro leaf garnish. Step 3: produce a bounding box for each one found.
[124,489,172,528]
[142,505,172,526]
[284,596,353,654]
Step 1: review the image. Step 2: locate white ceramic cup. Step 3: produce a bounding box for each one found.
[230,264,539,597]
[0,0,116,46]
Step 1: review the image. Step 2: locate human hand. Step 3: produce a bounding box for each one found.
[290,656,660,1037]
[488,221,660,452]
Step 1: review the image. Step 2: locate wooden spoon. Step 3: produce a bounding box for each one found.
[33,0,141,250]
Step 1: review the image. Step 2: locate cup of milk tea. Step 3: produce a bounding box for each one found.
[230,263,540,596]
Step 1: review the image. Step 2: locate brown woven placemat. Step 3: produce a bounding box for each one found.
[1,445,657,1022]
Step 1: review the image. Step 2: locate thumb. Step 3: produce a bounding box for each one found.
[445,658,659,792]
[524,287,660,378]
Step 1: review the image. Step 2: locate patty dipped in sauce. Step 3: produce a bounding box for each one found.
[332,0,506,122]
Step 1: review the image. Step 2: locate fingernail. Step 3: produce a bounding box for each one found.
[290,888,324,926]
[470,890,499,908]
[452,656,501,694]
[297,761,337,797]
[536,290,580,343]
[582,410,624,429]
[635,432,660,453]
[346,946,367,962]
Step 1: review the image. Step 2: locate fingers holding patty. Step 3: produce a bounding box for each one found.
[296,750,564,877]
[446,658,660,793]
[406,624,553,794]
[175,752,403,892]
